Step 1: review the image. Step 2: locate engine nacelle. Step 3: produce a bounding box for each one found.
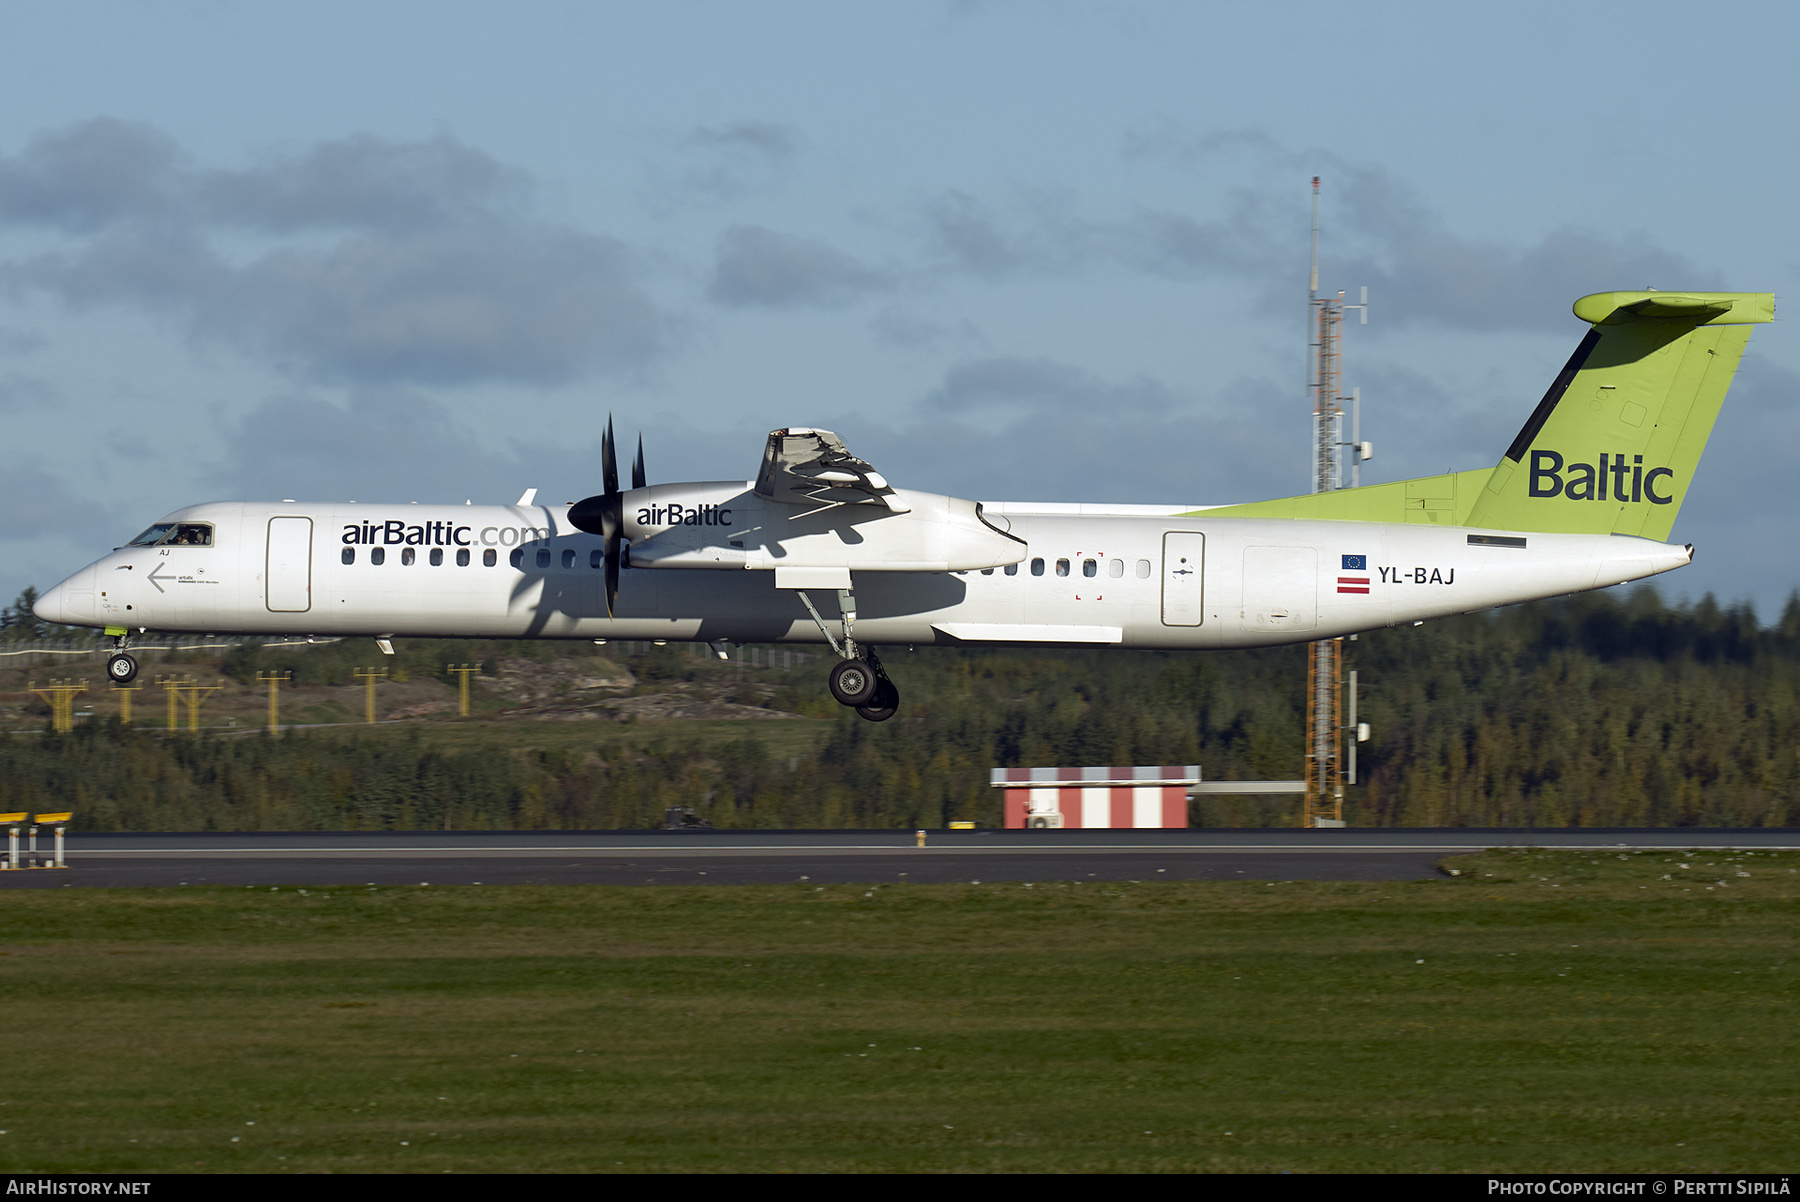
[622,482,1025,572]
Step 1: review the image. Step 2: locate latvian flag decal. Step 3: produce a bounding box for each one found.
[1339,553,1370,594]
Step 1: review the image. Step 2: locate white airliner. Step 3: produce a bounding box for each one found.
[33,290,1772,721]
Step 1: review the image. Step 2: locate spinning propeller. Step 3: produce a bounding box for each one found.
[568,416,646,617]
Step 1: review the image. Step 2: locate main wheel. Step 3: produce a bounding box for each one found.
[856,678,899,722]
[106,652,139,684]
[828,658,878,707]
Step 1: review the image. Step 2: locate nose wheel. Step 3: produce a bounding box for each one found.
[106,652,139,684]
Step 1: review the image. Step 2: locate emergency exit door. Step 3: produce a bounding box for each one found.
[266,516,313,612]
[1161,532,1205,626]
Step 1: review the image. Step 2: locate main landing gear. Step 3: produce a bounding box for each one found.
[828,653,899,721]
[797,587,901,722]
[106,634,139,684]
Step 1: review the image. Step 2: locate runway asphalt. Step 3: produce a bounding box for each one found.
[1,828,1794,888]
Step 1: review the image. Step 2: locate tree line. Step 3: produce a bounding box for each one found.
[2,585,1798,829]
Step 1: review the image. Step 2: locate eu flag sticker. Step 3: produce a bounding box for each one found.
[1342,554,1367,570]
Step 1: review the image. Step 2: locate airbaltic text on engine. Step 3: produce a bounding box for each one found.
[636,503,732,527]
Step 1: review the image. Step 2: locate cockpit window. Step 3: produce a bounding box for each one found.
[126,522,213,547]
[127,524,175,546]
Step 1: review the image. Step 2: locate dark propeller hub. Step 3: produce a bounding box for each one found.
[567,492,619,537]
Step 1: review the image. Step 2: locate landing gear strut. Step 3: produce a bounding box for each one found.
[797,587,901,722]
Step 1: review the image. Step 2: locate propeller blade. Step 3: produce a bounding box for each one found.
[604,532,621,618]
[601,415,619,497]
[631,434,646,490]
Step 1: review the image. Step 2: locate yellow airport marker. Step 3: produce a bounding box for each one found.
[257,670,293,735]
[447,664,479,717]
[35,813,72,869]
[0,813,25,871]
[180,681,221,732]
[354,668,387,723]
[111,682,141,724]
[159,676,187,730]
[36,813,72,867]
[29,679,87,733]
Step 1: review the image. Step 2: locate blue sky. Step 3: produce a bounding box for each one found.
[1,2,1795,618]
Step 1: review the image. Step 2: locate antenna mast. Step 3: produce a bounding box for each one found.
[1302,178,1369,828]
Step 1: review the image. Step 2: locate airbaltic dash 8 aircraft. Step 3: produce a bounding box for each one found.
[33,290,1774,721]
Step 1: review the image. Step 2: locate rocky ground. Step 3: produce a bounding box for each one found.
[0,644,812,732]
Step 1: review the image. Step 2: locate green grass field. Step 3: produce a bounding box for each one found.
[1,848,1795,1173]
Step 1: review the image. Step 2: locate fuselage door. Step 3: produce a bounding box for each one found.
[1239,545,1319,632]
[266,516,313,613]
[1160,531,1206,626]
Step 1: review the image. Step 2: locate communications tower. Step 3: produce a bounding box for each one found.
[1303,178,1367,827]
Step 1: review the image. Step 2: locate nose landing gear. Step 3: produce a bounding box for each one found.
[106,632,140,684]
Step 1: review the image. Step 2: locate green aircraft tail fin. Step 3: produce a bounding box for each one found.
[1462,291,1772,540]
[1190,291,1772,538]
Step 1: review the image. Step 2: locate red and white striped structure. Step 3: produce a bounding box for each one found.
[990,766,1199,829]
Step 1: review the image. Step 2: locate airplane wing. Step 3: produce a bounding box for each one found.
[753,428,911,514]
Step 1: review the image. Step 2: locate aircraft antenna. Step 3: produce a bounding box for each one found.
[1302,178,1371,829]
[1308,175,1319,301]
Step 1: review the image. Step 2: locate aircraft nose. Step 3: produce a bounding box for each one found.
[34,565,96,625]
[32,582,66,624]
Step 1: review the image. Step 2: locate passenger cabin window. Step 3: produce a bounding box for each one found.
[1004,563,1018,576]
[1135,559,1151,578]
[562,549,576,569]
[1055,558,1070,577]
[371,547,386,565]
[401,548,416,566]
[430,548,443,566]
[509,548,523,569]
[1108,558,1124,578]
[127,522,213,547]
[341,548,355,565]
[1030,558,1045,576]
[590,549,603,569]
[536,548,552,569]
[484,549,497,567]
[980,568,993,575]
[456,548,470,567]
[1082,559,1097,578]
